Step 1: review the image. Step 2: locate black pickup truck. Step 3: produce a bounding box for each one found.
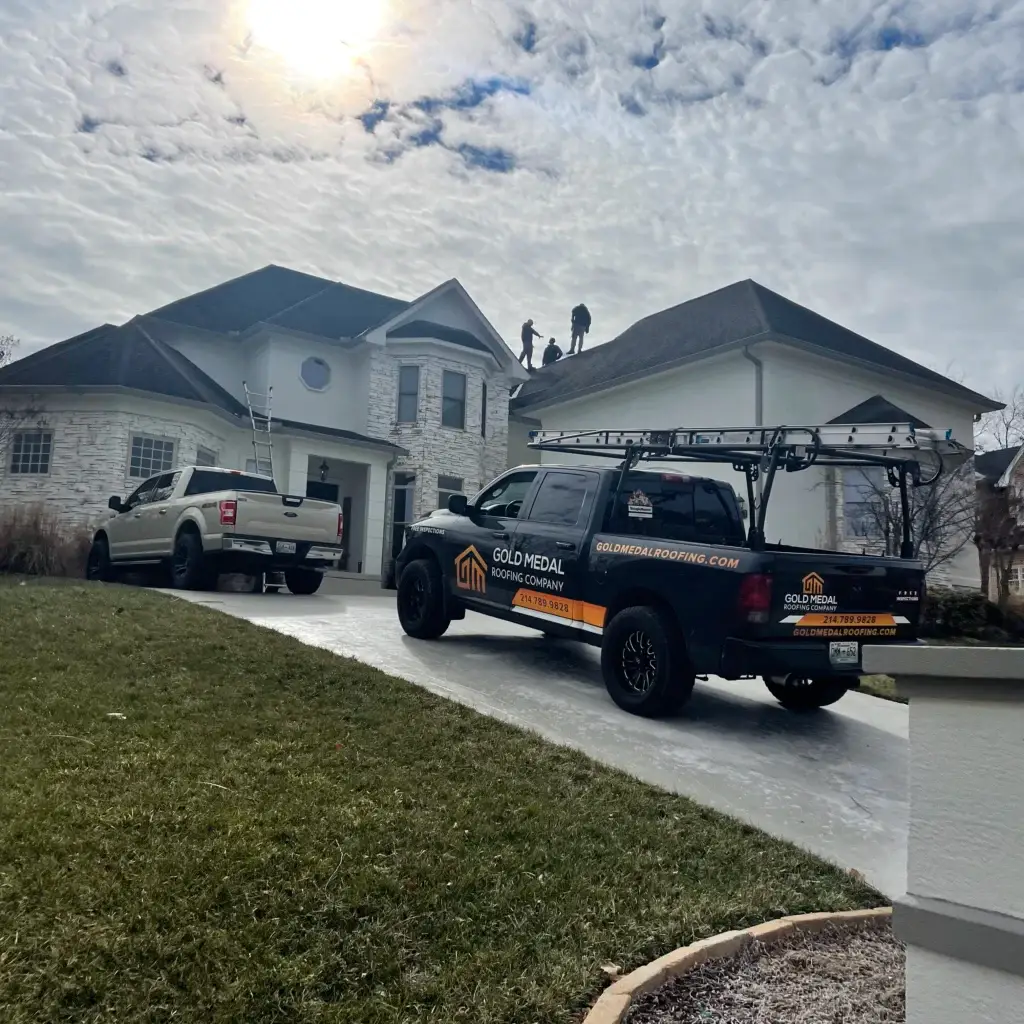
[387,424,959,716]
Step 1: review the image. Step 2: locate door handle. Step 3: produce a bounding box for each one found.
[158,509,168,515]
[556,541,575,551]
[133,513,142,518]
[491,531,509,539]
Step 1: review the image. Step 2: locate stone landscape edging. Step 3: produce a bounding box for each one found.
[582,906,893,1024]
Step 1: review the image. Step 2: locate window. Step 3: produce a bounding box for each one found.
[441,370,466,430]
[605,472,745,545]
[150,472,180,502]
[438,474,464,510]
[391,472,416,557]
[474,471,537,519]
[397,365,419,423]
[1009,566,1024,594]
[129,435,175,478]
[481,382,488,438]
[9,430,52,474]
[196,446,218,467]
[843,467,886,539]
[186,470,278,496]
[300,356,331,391]
[124,477,159,511]
[527,471,592,527]
[245,458,272,475]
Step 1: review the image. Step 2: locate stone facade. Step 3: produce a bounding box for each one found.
[366,344,512,535]
[0,401,231,528]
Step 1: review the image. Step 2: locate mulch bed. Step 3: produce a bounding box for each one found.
[625,923,904,1023]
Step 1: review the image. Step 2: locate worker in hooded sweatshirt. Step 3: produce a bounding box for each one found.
[519,318,541,370]
[541,337,563,367]
[569,303,592,354]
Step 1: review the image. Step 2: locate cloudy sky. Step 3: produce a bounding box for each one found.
[1,0,1021,397]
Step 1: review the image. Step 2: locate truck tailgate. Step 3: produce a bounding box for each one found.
[234,492,339,543]
[767,551,924,641]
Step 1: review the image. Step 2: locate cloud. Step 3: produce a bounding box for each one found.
[0,0,1022,399]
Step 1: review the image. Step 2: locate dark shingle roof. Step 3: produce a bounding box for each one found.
[828,395,931,429]
[0,322,405,453]
[0,321,248,415]
[976,446,1020,484]
[511,279,1000,412]
[387,319,490,353]
[146,264,409,338]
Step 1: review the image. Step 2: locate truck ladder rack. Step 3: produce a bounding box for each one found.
[243,381,274,479]
[528,422,971,558]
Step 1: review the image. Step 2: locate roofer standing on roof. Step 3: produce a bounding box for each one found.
[541,337,563,367]
[519,319,541,370]
[569,303,591,354]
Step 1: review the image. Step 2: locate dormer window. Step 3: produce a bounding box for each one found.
[300,356,331,392]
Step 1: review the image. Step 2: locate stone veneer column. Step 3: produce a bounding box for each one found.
[862,645,1024,1024]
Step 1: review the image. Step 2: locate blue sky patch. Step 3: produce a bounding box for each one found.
[515,20,538,52]
[454,144,515,173]
[359,100,390,133]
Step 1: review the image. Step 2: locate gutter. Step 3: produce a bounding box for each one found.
[742,345,764,501]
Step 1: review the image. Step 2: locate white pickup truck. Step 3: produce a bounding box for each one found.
[86,466,344,594]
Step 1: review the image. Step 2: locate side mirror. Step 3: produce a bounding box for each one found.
[108,495,124,513]
[447,494,468,515]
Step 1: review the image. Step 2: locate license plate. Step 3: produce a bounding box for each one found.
[277,541,297,555]
[829,641,859,666]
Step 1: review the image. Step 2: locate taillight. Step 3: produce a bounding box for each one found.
[737,573,772,624]
[219,499,237,526]
[337,511,345,538]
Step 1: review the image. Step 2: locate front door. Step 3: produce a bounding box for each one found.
[306,481,339,502]
[448,469,538,611]
[106,476,159,559]
[510,469,600,633]
[136,471,180,558]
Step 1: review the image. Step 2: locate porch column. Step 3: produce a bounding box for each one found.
[363,458,389,577]
[862,645,1024,1024]
[286,443,309,497]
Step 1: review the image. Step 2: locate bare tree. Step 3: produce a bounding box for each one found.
[843,461,977,575]
[976,385,1024,453]
[976,476,1024,609]
[0,335,37,471]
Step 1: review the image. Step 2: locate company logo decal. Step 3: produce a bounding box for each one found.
[454,544,487,594]
[626,490,653,519]
[802,572,825,595]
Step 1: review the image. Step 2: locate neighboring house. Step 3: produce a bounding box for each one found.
[0,265,528,577]
[976,445,1024,602]
[510,279,1001,589]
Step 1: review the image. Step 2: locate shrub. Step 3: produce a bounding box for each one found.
[0,504,92,578]
[919,587,1024,643]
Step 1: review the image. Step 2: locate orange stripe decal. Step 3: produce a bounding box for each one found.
[796,613,897,627]
[512,589,606,628]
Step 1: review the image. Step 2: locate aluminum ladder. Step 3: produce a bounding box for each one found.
[242,381,274,478]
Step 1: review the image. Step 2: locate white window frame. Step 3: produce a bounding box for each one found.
[196,446,218,467]
[391,471,417,557]
[1009,565,1024,594]
[128,434,176,479]
[397,365,420,424]
[480,381,488,438]
[437,474,464,510]
[9,429,53,475]
[842,467,886,539]
[441,370,467,431]
[299,356,332,392]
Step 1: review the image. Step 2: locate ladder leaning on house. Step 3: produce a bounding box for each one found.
[242,381,274,478]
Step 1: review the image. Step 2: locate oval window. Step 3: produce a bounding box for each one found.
[300,356,331,391]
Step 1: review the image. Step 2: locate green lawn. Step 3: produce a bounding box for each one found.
[0,584,880,1023]
[858,674,907,704]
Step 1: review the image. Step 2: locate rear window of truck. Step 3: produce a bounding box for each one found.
[605,472,745,546]
[184,470,279,496]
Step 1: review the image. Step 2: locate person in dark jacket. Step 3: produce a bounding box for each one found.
[570,303,591,353]
[541,337,563,366]
[519,319,541,370]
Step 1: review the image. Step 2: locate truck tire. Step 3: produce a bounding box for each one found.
[285,568,323,595]
[397,558,451,640]
[86,536,116,583]
[763,675,850,711]
[601,606,695,717]
[170,531,216,591]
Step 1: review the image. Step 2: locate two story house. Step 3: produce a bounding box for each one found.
[0,265,528,577]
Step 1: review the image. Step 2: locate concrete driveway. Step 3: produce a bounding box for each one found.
[174,578,908,898]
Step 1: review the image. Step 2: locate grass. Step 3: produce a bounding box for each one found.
[0,584,881,1024]
[857,674,907,704]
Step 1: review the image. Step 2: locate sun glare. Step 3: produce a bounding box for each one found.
[246,0,385,78]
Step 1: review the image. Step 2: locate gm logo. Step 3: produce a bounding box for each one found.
[454,544,487,594]
[802,572,825,595]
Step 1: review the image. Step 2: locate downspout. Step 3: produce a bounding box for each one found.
[742,346,764,504]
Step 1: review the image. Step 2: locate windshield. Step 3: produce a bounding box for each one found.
[184,470,278,496]
[605,471,745,546]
